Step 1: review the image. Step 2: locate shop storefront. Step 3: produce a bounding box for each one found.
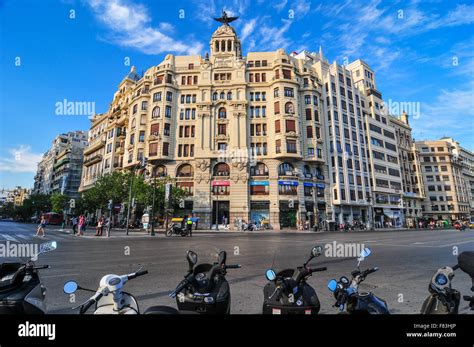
[279,200,298,228]
[250,201,270,228]
[212,180,230,227]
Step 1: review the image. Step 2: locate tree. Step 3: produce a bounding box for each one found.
[50,193,69,213]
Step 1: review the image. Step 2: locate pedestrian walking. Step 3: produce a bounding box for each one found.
[95,217,104,236]
[77,215,85,236]
[36,215,46,237]
[71,216,78,235]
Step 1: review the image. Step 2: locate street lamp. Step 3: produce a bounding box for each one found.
[366,194,374,230]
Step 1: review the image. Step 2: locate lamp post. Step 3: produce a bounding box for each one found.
[367,194,374,230]
[148,166,157,236]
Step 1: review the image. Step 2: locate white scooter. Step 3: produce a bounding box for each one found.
[63,269,178,314]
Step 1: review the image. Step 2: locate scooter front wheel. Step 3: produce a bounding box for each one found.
[166,229,173,237]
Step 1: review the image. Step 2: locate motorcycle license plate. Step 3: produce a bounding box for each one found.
[272,308,281,315]
[305,309,312,315]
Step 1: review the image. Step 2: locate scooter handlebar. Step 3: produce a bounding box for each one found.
[169,279,189,298]
[310,267,327,273]
[128,270,148,280]
[225,264,241,269]
[80,292,103,314]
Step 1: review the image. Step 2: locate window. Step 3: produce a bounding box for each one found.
[152,106,160,118]
[275,120,281,133]
[139,131,145,143]
[218,124,226,135]
[285,119,296,133]
[218,107,226,119]
[162,142,169,156]
[153,92,162,102]
[150,123,159,135]
[282,69,291,79]
[274,101,280,114]
[165,106,172,118]
[276,139,281,153]
[214,163,230,176]
[149,143,158,156]
[286,140,297,153]
[371,137,384,147]
[166,92,173,102]
[306,126,313,138]
[164,123,170,136]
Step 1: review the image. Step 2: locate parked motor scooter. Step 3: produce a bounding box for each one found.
[327,247,389,314]
[63,269,178,314]
[0,241,57,314]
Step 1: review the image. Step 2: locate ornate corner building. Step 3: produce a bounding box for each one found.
[79,15,441,230]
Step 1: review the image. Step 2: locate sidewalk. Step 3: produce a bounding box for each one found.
[49,225,461,238]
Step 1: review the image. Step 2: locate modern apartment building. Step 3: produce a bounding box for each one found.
[442,137,474,220]
[33,131,88,198]
[348,60,404,228]
[416,139,470,221]
[389,113,425,227]
[79,16,330,230]
[292,51,372,226]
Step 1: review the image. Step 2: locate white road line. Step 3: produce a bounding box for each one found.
[16,234,32,240]
[0,234,19,242]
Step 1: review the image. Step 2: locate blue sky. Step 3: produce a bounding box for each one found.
[0,0,473,189]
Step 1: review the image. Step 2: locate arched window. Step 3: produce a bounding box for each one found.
[303,165,312,177]
[250,162,269,176]
[213,162,230,176]
[215,41,219,52]
[221,40,226,51]
[227,39,232,51]
[154,165,167,177]
[278,162,295,176]
[176,164,194,177]
[315,166,322,177]
[285,102,294,114]
[131,118,136,128]
[151,106,160,118]
[218,107,227,119]
[227,91,232,100]
[220,91,225,100]
[212,92,218,101]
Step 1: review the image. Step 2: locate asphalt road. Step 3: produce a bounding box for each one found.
[1,221,473,314]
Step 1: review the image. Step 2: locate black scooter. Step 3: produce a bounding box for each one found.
[166,223,190,237]
[327,247,389,314]
[262,245,327,314]
[0,241,57,314]
[421,251,474,314]
[169,250,240,314]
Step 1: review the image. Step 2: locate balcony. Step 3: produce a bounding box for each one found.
[83,154,103,167]
[84,138,105,155]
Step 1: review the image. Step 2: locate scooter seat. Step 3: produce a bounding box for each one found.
[143,305,179,315]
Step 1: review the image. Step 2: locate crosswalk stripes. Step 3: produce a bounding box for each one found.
[0,232,75,243]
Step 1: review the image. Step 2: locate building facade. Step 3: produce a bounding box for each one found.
[416,139,470,221]
[79,19,332,230]
[33,131,88,198]
[389,113,425,227]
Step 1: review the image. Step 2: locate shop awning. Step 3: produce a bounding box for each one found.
[250,181,269,186]
[212,180,230,186]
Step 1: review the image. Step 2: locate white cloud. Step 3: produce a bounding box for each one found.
[86,0,203,55]
[0,146,43,173]
[241,18,257,41]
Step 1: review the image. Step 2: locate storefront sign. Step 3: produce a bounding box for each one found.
[212,180,230,186]
[278,180,298,186]
[250,181,269,186]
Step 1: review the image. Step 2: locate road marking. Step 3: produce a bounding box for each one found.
[16,234,32,240]
[0,234,18,241]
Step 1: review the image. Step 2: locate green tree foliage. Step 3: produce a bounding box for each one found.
[50,193,69,213]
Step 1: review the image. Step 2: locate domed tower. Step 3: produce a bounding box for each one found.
[210,10,242,59]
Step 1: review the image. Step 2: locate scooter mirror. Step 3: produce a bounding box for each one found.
[359,247,371,259]
[39,241,57,255]
[218,250,227,265]
[311,245,323,258]
[265,269,276,281]
[63,281,78,294]
[186,250,198,267]
[327,279,338,292]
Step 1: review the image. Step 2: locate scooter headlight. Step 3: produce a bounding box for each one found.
[435,273,448,286]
